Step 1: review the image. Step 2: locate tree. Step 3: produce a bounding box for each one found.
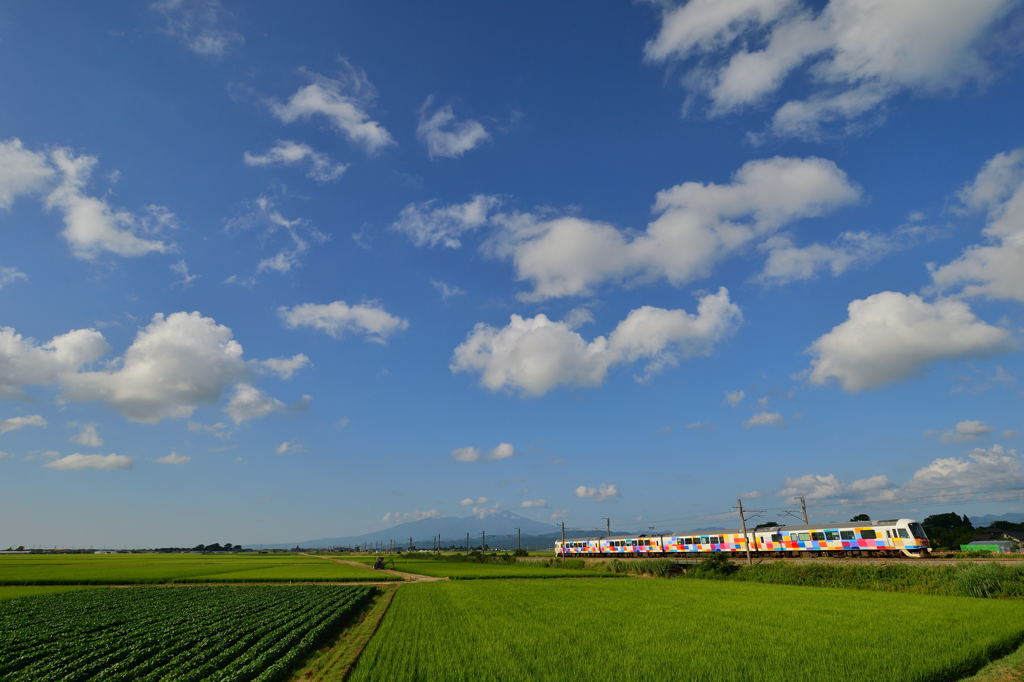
[922,512,975,549]
[850,514,870,522]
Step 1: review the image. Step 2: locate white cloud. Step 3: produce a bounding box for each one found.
[279,301,408,343]
[150,0,243,58]
[254,354,311,380]
[908,444,1023,493]
[459,496,489,506]
[417,98,490,159]
[808,292,1011,392]
[0,267,28,290]
[45,453,133,471]
[550,509,568,521]
[62,312,247,423]
[758,227,923,285]
[575,483,619,502]
[0,138,53,209]
[71,423,102,447]
[936,419,994,444]
[739,490,762,499]
[931,148,1024,302]
[225,383,284,424]
[243,140,348,183]
[275,441,300,455]
[170,260,200,288]
[225,196,328,280]
[0,325,109,398]
[724,389,745,406]
[452,288,741,396]
[646,0,1015,138]
[0,451,9,460]
[431,279,467,300]
[777,473,843,500]
[269,65,394,153]
[452,443,514,463]
[0,415,46,435]
[391,195,500,249]
[155,451,190,464]
[382,509,439,524]
[744,412,784,428]
[470,504,500,519]
[490,157,859,300]
[45,148,173,260]
[490,442,515,460]
[520,499,546,508]
[187,421,231,439]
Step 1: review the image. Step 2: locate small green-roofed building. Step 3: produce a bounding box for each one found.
[960,541,1016,553]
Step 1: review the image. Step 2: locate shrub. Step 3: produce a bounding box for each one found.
[689,553,738,578]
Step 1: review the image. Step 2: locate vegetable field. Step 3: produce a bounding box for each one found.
[0,553,396,584]
[351,578,1024,681]
[0,585,374,680]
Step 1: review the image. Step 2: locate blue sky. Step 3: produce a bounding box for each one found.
[2,0,1023,547]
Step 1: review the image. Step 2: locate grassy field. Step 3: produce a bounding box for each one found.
[350,579,1024,681]
[1,585,374,680]
[0,553,394,584]
[0,586,97,601]
[336,555,619,579]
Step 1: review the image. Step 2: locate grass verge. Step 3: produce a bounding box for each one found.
[966,639,1024,681]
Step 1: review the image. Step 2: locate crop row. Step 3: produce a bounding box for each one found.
[0,585,374,681]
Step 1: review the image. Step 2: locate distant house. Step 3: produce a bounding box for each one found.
[961,540,1016,554]
[969,529,1024,552]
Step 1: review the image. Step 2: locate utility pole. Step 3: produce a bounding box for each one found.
[481,530,486,551]
[515,528,521,552]
[799,496,808,524]
[559,522,565,551]
[408,536,413,551]
[466,532,470,552]
[601,517,611,538]
[734,498,766,566]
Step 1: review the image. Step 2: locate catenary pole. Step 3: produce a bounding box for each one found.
[737,498,753,566]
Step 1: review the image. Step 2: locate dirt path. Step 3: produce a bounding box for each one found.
[300,553,447,583]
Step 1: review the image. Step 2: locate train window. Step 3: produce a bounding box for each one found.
[860,530,877,539]
[897,529,909,539]
[811,532,825,541]
[825,531,839,541]
[840,531,855,540]
[798,533,811,542]
[885,530,891,538]
[771,534,783,543]
[686,538,694,544]
[909,523,928,539]
[700,536,710,544]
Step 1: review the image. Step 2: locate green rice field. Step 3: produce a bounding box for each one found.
[0,585,374,680]
[0,586,96,601]
[336,555,617,579]
[0,553,395,584]
[350,578,1024,681]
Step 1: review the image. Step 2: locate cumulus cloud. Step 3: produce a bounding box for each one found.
[743,412,784,428]
[520,499,546,508]
[808,292,1011,392]
[45,453,133,471]
[70,423,102,447]
[452,288,741,396]
[45,148,173,260]
[459,496,489,506]
[930,148,1024,302]
[0,325,109,398]
[269,64,394,153]
[62,312,247,423]
[0,414,46,436]
[645,0,1016,138]
[391,195,500,249]
[150,0,243,58]
[935,419,994,444]
[489,157,859,300]
[155,451,190,464]
[254,354,310,380]
[225,383,284,424]
[382,509,439,524]
[279,301,408,343]
[452,443,514,462]
[243,140,348,183]
[575,483,619,502]
[0,138,53,209]
[417,97,490,158]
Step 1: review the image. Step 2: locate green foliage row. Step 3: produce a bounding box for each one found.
[0,585,374,680]
[350,579,1024,681]
[684,557,1024,599]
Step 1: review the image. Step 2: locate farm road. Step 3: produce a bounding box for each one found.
[301,553,447,583]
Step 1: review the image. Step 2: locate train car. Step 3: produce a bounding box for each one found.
[554,518,930,558]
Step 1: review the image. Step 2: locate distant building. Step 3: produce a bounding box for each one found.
[961,541,1016,554]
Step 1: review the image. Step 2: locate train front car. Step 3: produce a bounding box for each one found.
[752,519,931,557]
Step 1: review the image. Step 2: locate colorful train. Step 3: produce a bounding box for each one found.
[555,518,931,558]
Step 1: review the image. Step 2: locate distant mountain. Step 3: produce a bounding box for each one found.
[969,513,1024,527]
[248,510,560,550]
